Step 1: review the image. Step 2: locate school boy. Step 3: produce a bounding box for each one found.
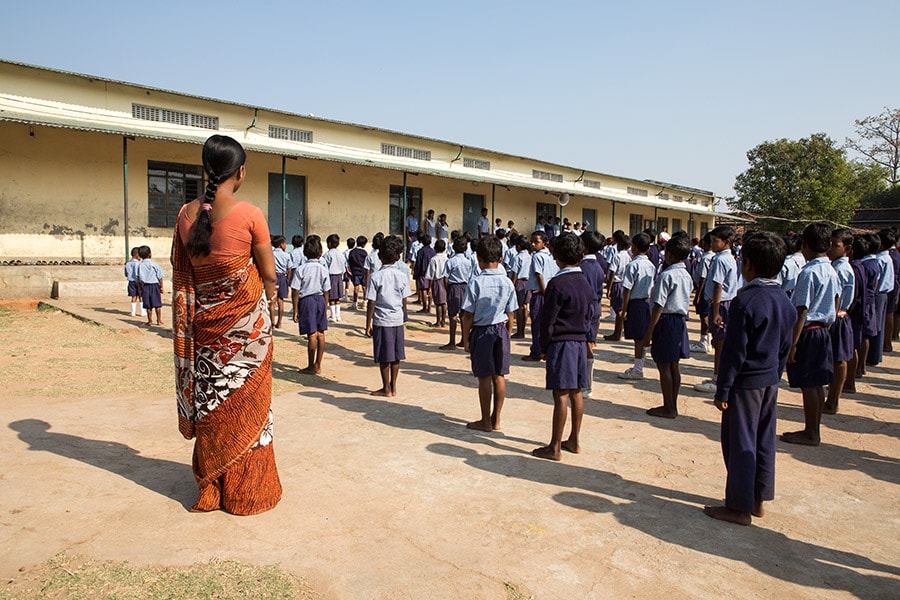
[364,232,384,291]
[603,233,632,340]
[618,233,656,380]
[460,236,518,432]
[365,236,411,397]
[866,228,896,366]
[824,228,855,415]
[414,233,436,313]
[291,235,330,374]
[887,229,900,352]
[695,226,739,394]
[703,232,796,526]
[508,235,533,339]
[856,234,881,377]
[781,223,841,447]
[777,233,806,295]
[323,234,346,322]
[844,236,870,394]
[290,235,306,270]
[427,239,449,327]
[532,233,595,461]
[642,235,694,418]
[441,236,476,350]
[691,234,713,353]
[580,231,607,397]
[124,247,143,317]
[137,245,164,326]
[271,235,291,329]
[348,236,369,309]
[523,230,560,361]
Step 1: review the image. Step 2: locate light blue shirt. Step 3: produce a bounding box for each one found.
[651,262,693,315]
[445,253,475,284]
[777,252,806,292]
[602,244,618,266]
[610,249,631,283]
[323,248,346,275]
[527,248,559,291]
[832,256,855,312]
[366,264,412,327]
[364,249,382,273]
[461,267,518,326]
[290,258,330,299]
[477,216,490,235]
[124,258,140,281]
[273,247,291,275]
[793,256,839,325]
[502,246,517,270]
[405,214,419,233]
[290,247,306,269]
[704,249,738,302]
[621,255,656,299]
[509,250,532,280]
[876,250,894,292]
[137,259,164,284]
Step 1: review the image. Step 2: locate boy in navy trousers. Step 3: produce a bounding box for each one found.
[704,232,796,526]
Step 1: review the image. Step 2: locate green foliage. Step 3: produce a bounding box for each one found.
[849,162,890,209]
[731,133,859,233]
[861,185,900,209]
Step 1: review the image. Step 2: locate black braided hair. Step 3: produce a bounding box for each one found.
[186,135,246,257]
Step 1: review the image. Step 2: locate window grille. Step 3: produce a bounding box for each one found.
[658,192,669,200]
[269,125,313,143]
[132,104,219,130]
[673,195,683,202]
[381,143,431,161]
[533,169,563,183]
[147,161,204,228]
[583,179,602,189]
[627,186,649,197]
[463,157,491,170]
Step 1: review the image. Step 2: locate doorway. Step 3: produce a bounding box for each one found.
[267,173,306,240]
[582,208,596,233]
[462,193,484,238]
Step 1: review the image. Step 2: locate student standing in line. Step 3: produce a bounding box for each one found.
[824,228,855,415]
[867,228,896,366]
[603,232,632,341]
[690,234,714,353]
[508,234,532,339]
[323,234,346,322]
[522,230,559,361]
[137,245,164,327]
[271,235,291,329]
[291,235,330,375]
[365,236,410,397]
[427,239,449,328]
[348,235,369,310]
[441,236,476,350]
[844,235,870,394]
[695,226,739,394]
[125,247,143,317]
[579,231,606,398]
[618,233,656,380]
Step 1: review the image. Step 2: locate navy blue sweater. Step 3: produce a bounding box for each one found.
[539,270,596,353]
[714,279,797,403]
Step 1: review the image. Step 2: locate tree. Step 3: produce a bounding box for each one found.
[845,107,900,187]
[731,133,858,232]
[848,161,889,208]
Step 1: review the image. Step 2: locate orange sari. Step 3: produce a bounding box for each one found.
[172,217,282,515]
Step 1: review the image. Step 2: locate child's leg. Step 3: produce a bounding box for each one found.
[563,389,583,453]
[389,361,400,395]
[441,315,458,349]
[648,362,678,418]
[491,374,506,430]
[514,306,526,337]
[824,360,846,414]
[303,334,316,373]
[275,298,283,327]
[533,389,569,461]
[439,304,447,326]
[782,386,824,445]
[314,331,325,373]
[632,341,645,371]
[467,376,494,431]
[371,362,391,396]
[700,314,709,337]
[845,350,858,393]
[857,337,869,376]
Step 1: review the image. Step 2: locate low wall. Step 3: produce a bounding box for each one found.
[0,262,174,299]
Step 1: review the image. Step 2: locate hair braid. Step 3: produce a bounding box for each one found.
[186,135,246,257]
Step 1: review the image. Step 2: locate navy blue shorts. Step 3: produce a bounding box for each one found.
[351,273,366,287]
[127,280,140,297]
[469,323,510,377]
[610,282,624,313]
[787,326,833,388]
[373,325,405,363]
[297,294,327,335]
[623,298,651,341]
[276,274,289,300]
[830,315,853,362]
[887,286,899,314]
[851,310,864,351]
[447,283,467,316]
[141,282,162,309]
[514,279,531,308]
[431,279,448,305]
[588,300,600,343]
[696,295,710,317]
[329,274,343,300]
[709,300,731,342]
[416,275,429,292]
[545,340,588,390]
[651,314,690,363]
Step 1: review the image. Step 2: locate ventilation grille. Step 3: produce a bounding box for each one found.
[583,179,602,189]
[381,143,431,161]
[673,195,683,202]
[627,186,649,197]
[463,157,491,170]
[657,192,670,200]
[533,169,563,183]
[269,125,313,143]
[132,104,219,130]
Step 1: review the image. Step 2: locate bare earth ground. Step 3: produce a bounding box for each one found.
[0,297,898,599]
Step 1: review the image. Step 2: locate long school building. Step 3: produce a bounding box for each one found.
[0,60,722,264]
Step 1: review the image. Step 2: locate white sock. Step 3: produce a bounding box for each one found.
[130,302,137,316]
[330,306,336,319]
[140,306,147,316]
[336,305,341,320]
[634,357,644,372]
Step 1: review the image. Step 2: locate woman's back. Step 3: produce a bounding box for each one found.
[177,200,269,266]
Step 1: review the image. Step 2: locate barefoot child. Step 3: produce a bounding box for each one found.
[291,235,329,374]
[704,231,796,526]
[642,235,693,418]
[508,235,532,339]
[348,235,368,309]
[617,232,655,380]
[580,231,607,397]
[690,234,713,353]
[323,234,346,322]
[603,232,631,341]
[461,236,518,431]
[824,228,855,414]
[523,230,559,361]
[441,236,476,349]
[137,245,164,326]
[695,226,739,394]
[781,223,840,447]
[271,235,291,328]
[124,247,143,317]
[845,236,873,393]
[414,233,435,313]
[365,235,410,396]
[532,233,595,461]
[427,239,449,327]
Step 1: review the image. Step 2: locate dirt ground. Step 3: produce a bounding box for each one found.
[0,298,898,599]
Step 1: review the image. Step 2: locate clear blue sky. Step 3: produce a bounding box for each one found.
[2,0,897,203]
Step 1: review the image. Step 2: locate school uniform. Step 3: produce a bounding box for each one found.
[273,247,291,300]
[694,250,714,317]
[649,262,693,363]
[502,245,517,275]
[348,247,368,286]
[860,255,880,341]
[125,258,141,297]
[425,218,437,240]
[444,253,475,317]
[426,253,449,305]
[608,249,631,314]
[579,254,605,343]
[539,267,594,389]
[848,259,868,351]
[703,249,738,341]
[366,265,412,363]
[621,255,655,341]
[867,250,895,365]
[437,222,449,243]
[787,257,840,388]
[364,248,383,277]
[461,267,518,377]
[508,249,533,309]
[290,247,306,270]
[777,252,807,295]
[527,248,560,359]
[290,258,330,335]
[889,246,900,315]
[715,278,796,513]
[831,256,855,363]
[137,259,164,309]
[408,239,423,265]
[414,244,436,293]
[323,247,347,301]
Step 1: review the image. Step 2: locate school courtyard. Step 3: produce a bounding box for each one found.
[0,298,897,599]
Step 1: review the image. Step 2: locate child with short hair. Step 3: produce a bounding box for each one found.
[365,235,410,397]
[523,230,559,361]
[781,223,840,446]
[642,236,693,418]
[124,247,143,317]
[441,236,476,349]
[508,234,533,339]
[853,234,880,379]
[603,232,631,340]
[618,232,656,380]
[778,233,806,295]
[271,235,291,329]
[867,228,897,366]
[532,233,594,461]
[348,235,369,309]
[580,231,606,397]
[364,232,384,291]
[343,236,355,302]
[291,235,330,374]
[290,235,306,271]
[427,239,449,327]
[690,234,714,353]
[137,245,164,326]
[695,226,738,394]
[824,228,855,414]
[703,231,796,526]
[414,233,435,313]
[844,236,869,394]
[461,236,518,431]
[323,234,346,322]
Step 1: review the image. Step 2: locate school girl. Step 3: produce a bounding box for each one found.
[291,235,330,375]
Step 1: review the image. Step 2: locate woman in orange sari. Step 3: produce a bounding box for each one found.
[172,135,282,515]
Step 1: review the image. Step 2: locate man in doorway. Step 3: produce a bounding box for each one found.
[477,207,490,238]
[405,207,419,246]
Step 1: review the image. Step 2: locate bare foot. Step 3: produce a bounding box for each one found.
[439,343,457,350]
[370,389,391,397]
[299,366,318,375]
[466,420,493,432]
[646,406,678,419]
[511,333,526,339]
[703,505,751,526]
[561,440,581,454]
[752,500,765,518]
[456,342,465,348]
[532,446,561,461]
[780,430,820,446]
[822,403,837,415]
[842,384,856,394]
[521,355,541,362]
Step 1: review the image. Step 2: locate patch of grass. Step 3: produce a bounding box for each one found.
[505,581,534,600]
[1,552,318,600]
